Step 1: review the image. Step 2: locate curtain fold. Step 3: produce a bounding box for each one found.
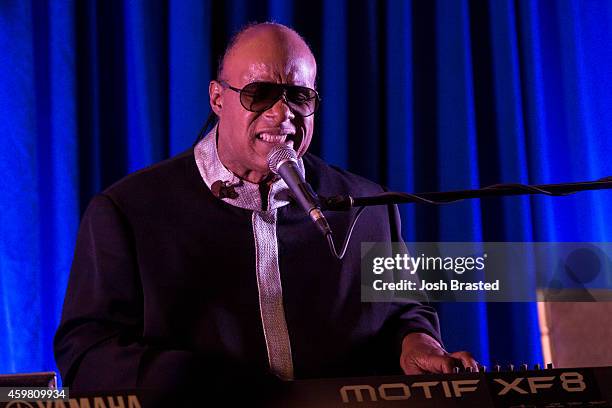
[1,0,610,375]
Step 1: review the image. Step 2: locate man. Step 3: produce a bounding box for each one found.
[55,22,476,401]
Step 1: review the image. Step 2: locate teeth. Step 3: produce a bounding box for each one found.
[258,133,289,143]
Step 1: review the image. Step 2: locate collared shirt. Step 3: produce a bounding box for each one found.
[194,125,302,379]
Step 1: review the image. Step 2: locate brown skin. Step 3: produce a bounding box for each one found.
[401,333,479,374]
[209,25,316,184]
[209,23,478,375]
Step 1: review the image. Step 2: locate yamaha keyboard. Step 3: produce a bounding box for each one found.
[2,366,611,407]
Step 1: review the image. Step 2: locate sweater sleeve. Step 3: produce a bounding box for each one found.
[53,194,201,395]
[383,204,444,362]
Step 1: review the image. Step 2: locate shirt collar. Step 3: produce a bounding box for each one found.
[194,124,304,212]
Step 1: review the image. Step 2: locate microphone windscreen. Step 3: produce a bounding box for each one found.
[267,144,298,175]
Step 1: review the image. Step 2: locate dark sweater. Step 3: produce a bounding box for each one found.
[54,149,440,399]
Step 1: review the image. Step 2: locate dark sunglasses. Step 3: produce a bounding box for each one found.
[219,81,320,117]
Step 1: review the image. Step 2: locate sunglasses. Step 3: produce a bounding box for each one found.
[219,81,320,117]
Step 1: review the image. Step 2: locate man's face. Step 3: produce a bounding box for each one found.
[210,29,317,183]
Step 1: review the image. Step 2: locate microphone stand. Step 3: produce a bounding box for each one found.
[321,177,611,259]
[321,177,612,211]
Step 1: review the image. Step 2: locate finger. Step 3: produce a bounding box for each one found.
[449,351,479,372]
[435,355,464,374]
[402,353,462,375]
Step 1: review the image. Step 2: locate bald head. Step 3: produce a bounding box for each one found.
[218,23,316,81]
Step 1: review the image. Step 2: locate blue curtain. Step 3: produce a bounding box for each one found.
[1,0,611,376]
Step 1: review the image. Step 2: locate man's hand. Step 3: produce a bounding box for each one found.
[400,332,479,375]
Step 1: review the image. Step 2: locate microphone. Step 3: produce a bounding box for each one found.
[267,144,332,236]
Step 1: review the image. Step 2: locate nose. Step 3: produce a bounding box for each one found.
[264,94,295,122]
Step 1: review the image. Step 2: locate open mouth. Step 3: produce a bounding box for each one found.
[256,132,296,148]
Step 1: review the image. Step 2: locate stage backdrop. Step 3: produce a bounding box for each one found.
[1,0,611,376]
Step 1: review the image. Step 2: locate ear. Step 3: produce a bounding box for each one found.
[209,80,223,116]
